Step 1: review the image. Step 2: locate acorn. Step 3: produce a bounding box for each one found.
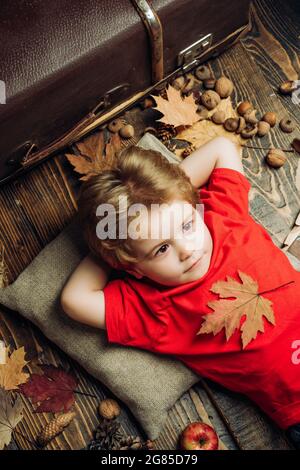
[235,117,246,134]
[108,118,126,133]
[244,109,258,124]
[237,101,252,116]
[265,149,287,168]
[292,138,300,154]
[279,117,296,133]
[257,121,271,137]
[119,124,135,138]
[212,110,226,124]
[224,117,239,132]
[262,112,277,127]
[201,90,221,110]
[241,123,258,139]
[193,89,202,103]
[279,80,299,95]
[98,399,121,420]
[215,76,234,98]
[195,65,211,81]
[182,75,195,95]
[172,76,186,90]
[140,96,156,109]
[203,78,216,90]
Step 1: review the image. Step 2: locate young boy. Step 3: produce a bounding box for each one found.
[61,136,300,448]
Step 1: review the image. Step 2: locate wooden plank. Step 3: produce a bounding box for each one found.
[242,0,300,87]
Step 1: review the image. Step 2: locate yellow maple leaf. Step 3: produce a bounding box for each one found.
[197,271,276,349]
[0,346,30,390]
[150,85,199,128]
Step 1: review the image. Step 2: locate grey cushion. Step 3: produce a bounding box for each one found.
[0,133,199,441]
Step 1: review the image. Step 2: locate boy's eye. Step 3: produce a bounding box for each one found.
[183,219,193,232]
[154,219,194,257]
[155,244,169,257]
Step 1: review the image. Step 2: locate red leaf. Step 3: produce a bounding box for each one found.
[19,365,78,413]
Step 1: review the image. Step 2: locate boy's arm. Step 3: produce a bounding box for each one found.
[179,136,244,188]
[60,253,112,329]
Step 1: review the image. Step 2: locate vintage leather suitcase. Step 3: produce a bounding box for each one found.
[0,0,252,185]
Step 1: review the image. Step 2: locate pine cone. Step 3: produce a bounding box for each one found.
[88,418,124,450]
[157,123,177,142]
[181,144,195,158]
[118,436,154,451]
[87,419,155,451]
[164,140,177,153]
[36,411,76,447]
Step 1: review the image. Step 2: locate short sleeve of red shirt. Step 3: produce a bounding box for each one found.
[103,277,168,351]
[199,167,251,220]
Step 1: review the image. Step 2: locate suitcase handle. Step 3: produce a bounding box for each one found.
[131,0,164,83]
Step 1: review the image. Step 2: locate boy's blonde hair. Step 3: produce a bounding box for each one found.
[77,145,200,270]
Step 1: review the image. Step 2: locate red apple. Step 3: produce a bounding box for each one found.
[180,422,219,450]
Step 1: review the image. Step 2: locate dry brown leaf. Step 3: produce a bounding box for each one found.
[64,153,94,181]
[105,133,122,169]
[150,85,199,128]
[176,97,245,157]
[65,131,122,181]
[0,346,30,390]
[0,388,24,450]
[197,270,276,349]
[76,131,105,160]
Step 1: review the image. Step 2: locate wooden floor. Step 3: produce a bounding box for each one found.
[1,0,300,450]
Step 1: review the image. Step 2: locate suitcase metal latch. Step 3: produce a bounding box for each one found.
[177,34,213,72]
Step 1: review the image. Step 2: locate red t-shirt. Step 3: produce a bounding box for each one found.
[103,167,300,429]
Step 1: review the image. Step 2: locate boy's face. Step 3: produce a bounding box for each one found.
[126,199,213,286]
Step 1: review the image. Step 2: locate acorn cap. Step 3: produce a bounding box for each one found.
[279,117,296,133]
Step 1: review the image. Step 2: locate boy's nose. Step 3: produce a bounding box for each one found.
[177,239,195,261]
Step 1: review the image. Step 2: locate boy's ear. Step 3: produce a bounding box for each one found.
[125,267,143,279]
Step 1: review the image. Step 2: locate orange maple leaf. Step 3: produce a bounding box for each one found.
[150,84,199,128]
[197,270,293,349]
